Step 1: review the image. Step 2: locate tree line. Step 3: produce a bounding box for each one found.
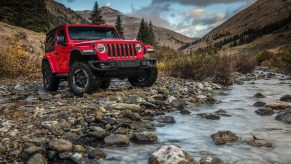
[0,0,49,32]
[195,11,291,55]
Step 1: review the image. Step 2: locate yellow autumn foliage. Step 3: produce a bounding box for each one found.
[0,42,38,77]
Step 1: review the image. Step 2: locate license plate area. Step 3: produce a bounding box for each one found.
[119,60,140,67]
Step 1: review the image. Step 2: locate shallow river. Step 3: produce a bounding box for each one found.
[103,75,291,164]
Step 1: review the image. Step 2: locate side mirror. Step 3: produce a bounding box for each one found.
[144,45,154,53]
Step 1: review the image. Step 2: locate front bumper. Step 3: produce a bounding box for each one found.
[88,58,157,71]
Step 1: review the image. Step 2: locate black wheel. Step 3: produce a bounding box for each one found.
[128,66,158,87]
[100,79,111,90]
[42,60,60,91]
[68,62,101,96]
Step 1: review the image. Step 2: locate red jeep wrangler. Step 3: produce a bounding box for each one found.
[42,24,158,96]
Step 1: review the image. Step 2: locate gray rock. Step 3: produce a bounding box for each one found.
[280,95,291,102]
[254,93,266,98]
[27,153,47,164]
[88,148,107,159]
[253,101,266,107]
[48,139,73,152]
[70,153,86,164]
[149,145,198,164]
[158,87,170,95]
[59,152,72,159]
[102,117,117,125]
[275,109,291,123]
[41,121,63,136]
[180,109,191,115]
[95,97,113,105]
[198,113,220,120]
[39,92,53,101]
[200,156,224,164]
[129,95,142,104]
[157,116,176,123]
[22,146,44,159]
[104,134,129,146]
[26,138,46,147]
[87,127,108,139]
[255,108,274,116]
[132,131,157,144]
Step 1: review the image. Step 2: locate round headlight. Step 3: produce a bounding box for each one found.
[97,44,106,53]
[135,44,142,52]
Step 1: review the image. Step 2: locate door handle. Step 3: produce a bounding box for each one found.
[54,52,59,55]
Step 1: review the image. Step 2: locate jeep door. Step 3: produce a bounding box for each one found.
[55,28,69,73]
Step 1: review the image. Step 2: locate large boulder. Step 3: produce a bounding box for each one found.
[148,145,198,164]
[211,131,239,145]
[108,103,141,112]
[280,95,291,102]
[104,134,129,146]
[48,139,73,152]
[132,131,157,144]
[275,109,291,124]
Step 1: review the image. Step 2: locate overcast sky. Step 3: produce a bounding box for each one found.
[57,0,256,38]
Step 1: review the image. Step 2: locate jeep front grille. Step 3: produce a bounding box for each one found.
[106,44,137,58]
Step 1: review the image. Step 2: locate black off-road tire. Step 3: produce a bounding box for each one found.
[100,79,111,89]
[42,60,60,91]
[68,62,101,96]
[128,66,158,87]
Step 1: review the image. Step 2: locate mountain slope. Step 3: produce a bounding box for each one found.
[182,0,291,55]
[77,7,192,50]
[46,0,89,28]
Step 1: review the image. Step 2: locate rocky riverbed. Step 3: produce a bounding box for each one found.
[0,67,291,164]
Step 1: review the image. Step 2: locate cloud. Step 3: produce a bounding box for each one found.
[152,0,255,7]
[129,3,172,28]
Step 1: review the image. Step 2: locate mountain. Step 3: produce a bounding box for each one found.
[182,0,291,55]
[77,7,192,50]
[46,0,88,28]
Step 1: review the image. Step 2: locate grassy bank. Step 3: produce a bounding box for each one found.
[151,47,257,84]
[256,45,291,74]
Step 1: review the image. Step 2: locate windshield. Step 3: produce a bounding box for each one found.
[68,26,119,40]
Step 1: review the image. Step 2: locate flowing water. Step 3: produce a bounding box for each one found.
[102,74,291,164]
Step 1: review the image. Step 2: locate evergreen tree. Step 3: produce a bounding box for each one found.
[90,1,105,24]
[148,21,156,46]
[115,15,124,39]
[137,18,147,43]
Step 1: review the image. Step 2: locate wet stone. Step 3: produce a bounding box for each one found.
[254,93,266,98]
[157,115,176,123]
[280,95,291,102]
[247,138,273,148]
[180,109,191,115]
[255,107,274,116]
[149,145,199,164]
[22,146,44,159]
[200,156,225,164]
[104,134,129,146]
[198,113,220,120]
[132,131,157,144]
[211,131,239,145]
[70,153,86,164]
[87,148,107,159]
[253,101,266,107]
[59,152,72,159]
[275,109,291,124]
